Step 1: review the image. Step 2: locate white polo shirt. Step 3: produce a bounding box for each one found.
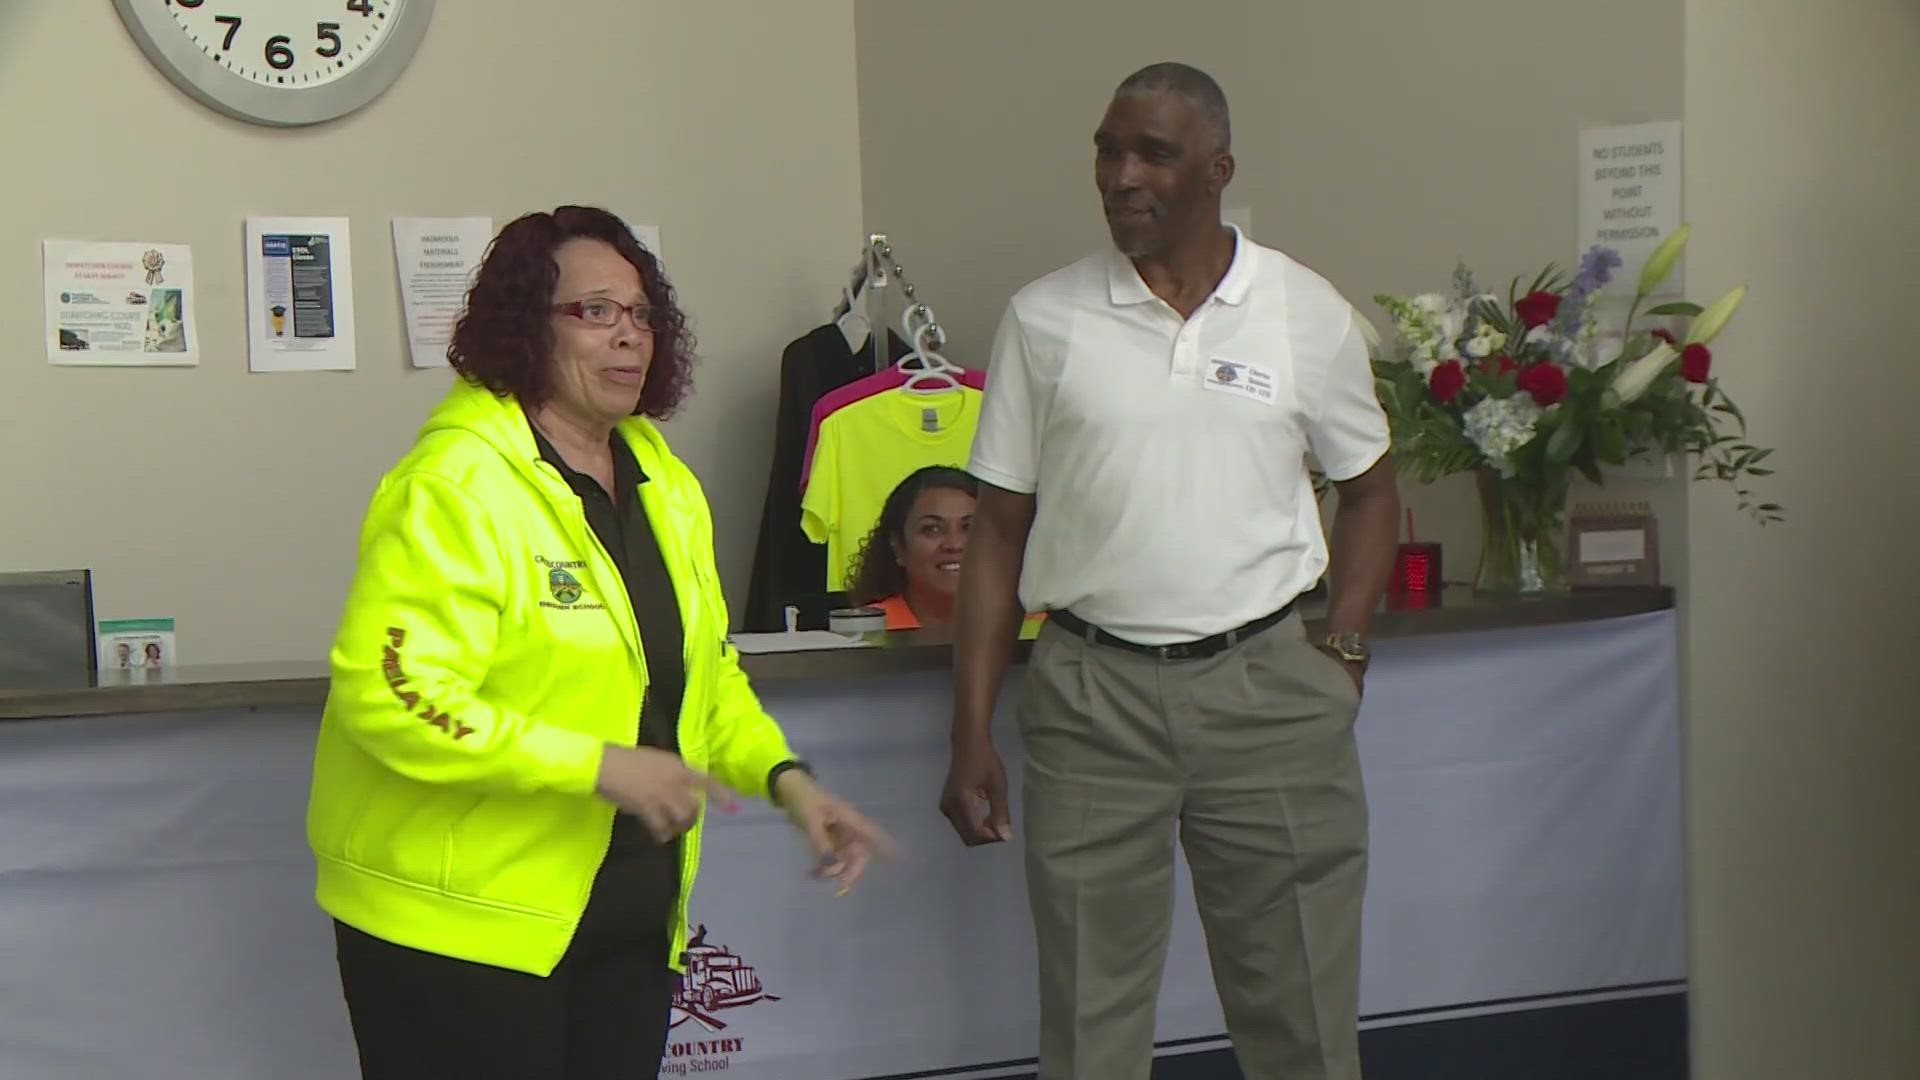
[968,227,1389,645]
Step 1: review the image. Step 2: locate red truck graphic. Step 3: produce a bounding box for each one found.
[670,924,780,1032]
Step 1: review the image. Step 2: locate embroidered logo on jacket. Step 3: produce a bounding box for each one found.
[548,567,583,605]
[534,555,603,611]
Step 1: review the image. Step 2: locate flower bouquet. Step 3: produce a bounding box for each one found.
[1367,227,1781,594]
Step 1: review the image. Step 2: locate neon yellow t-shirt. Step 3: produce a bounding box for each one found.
[801,387,982,592]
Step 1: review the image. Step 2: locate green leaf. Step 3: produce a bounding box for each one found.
[1747,467,1775,476]
[1646,302,1704,317]
[1546,415,1583,465]
[1595,423,1628,465]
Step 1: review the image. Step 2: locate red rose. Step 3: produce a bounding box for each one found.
[1479,353,1518,377]
[1681,343,1712,383]
[1429,359,1467,403]
[1650,328,1676,345]
[1516,290,1563,329]
[1518,361,1568,406]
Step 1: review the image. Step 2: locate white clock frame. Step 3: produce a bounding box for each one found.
[112,0,437,127]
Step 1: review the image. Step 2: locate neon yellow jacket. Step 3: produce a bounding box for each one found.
[306,377,796,977]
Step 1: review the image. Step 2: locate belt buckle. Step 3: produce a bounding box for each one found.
[1158,642,1193,662]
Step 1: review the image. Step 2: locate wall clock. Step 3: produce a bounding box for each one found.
[113,0,436,127]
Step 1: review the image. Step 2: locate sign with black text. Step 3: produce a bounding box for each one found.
[1577,120,1683,295]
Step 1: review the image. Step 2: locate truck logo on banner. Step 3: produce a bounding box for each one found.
[665,924,779,1074]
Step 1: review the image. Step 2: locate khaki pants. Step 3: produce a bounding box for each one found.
[1018,612,1368,1080]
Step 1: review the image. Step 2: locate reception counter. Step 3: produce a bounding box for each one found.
[0,587,1687,1080]
[0,585,1673,720]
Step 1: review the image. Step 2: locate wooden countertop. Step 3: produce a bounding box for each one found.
[0,586,1672,720]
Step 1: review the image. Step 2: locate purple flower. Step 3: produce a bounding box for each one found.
[1571,245,1622,299]
[1547,245,1624,363]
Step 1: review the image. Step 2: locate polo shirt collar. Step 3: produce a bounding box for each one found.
[528,418,649,495]
[1106,224,1256,308]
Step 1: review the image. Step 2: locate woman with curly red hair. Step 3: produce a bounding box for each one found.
[307,206,894,1079]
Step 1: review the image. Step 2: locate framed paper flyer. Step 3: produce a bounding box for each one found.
[98,617,177,671]
[244,216,357,372]
[42,240,200,367]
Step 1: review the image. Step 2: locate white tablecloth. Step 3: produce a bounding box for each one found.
[0,611,1682,1079]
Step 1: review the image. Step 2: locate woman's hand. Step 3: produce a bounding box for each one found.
[595,745,737,843]
[773,772,901,896]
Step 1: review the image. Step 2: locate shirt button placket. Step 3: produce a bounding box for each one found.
[1170,314,1201,381]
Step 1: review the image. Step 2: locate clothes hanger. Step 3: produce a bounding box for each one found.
[830,259,867,319]
[894,304,951,373]
[899,303,936,358]
[899,321,962,394]
[834,275,870,353]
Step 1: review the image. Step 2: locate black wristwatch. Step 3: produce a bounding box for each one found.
[766,759,814,804]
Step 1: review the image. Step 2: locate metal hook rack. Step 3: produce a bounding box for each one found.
[863,233,946,373]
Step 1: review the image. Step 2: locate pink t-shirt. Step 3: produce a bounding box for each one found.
[800,366,988,494]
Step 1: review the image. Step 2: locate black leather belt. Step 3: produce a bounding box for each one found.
[1048,602,1295,662]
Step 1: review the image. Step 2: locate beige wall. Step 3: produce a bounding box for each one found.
[1683,2,1920,1077]
[854,0,1689,589]
[0,1,864,664]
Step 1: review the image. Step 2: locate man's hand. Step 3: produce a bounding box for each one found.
[1317,645,1368,695]
[944,483,1032,848]
[773,771,901,896]
[1321,454,1398,701]
[596,745,738,843]
[939,737,1013,846]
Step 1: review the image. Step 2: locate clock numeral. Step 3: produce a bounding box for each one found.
[265,35,295,71]
[316,22,343,58]
[347,0,375,15]
[214,15,241,51]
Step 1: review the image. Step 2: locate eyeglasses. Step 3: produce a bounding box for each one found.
[552,297,655,331]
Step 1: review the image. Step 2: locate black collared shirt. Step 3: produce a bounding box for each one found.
[531,420,686,854]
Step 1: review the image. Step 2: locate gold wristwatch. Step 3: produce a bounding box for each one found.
[1322,631,1370,664]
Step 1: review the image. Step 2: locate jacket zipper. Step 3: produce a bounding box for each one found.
[535,462,648,742]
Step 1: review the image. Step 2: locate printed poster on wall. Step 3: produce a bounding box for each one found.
[392,216,492,369]
[244,216,357,372]
[42,240,199,366]
[1577,120,1683,296]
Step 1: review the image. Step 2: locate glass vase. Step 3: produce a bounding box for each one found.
[1473,468,1571,595]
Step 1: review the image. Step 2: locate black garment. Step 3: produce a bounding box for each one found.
[529,421,686,854]
[742,324,911,631]
[334,849,679,1080]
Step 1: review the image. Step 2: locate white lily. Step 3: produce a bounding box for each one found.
[1610,342,1677,403]
[1685,285,1748,346]
[1637,224,1691,297]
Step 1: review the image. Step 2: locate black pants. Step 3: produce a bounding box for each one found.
[335,838,681,1079]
